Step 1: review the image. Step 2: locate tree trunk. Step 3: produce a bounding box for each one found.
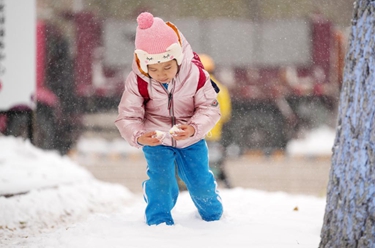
[319,1,375,247]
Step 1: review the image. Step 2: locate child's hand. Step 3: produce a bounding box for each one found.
[137,131,162,146]
[171,124,195,141]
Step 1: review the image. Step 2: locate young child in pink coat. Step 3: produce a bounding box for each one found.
[115,12,223,226]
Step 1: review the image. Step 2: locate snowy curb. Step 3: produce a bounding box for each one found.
[0,180,133,242]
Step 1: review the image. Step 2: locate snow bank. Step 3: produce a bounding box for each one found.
[0,136,133,244]
[286,126,336,157]
[0,137,92,195]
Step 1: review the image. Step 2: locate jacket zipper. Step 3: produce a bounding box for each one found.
[161,82,177,147]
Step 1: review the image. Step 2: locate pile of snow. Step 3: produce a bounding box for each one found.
[1,181,131,239]
[0,137,92,195]
[0,136,133,244]
[0,136,327,247]
[286,125,336,157]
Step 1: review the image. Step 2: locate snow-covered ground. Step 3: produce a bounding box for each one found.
[0,126,335,247]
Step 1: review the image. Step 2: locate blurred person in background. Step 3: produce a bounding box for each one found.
[199,54,232,188]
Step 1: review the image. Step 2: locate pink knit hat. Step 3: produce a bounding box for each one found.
[135,12,183,73]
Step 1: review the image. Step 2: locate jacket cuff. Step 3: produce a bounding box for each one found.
[188,123,198,138]
[134,130,146,148]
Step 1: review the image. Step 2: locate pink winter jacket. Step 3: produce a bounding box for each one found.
[115,27,221,149]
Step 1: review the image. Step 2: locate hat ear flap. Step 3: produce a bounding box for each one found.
[135,49,151,73]
[134,53,149,77]
[166,43,184,65]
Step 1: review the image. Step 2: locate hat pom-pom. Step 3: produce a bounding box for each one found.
[137,12,154,29]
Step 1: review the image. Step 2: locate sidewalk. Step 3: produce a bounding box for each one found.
[69,151,331,197]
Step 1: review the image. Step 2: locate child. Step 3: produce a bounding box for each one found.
[115,12,223,226]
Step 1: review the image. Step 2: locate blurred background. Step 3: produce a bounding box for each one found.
[0,0,354,196]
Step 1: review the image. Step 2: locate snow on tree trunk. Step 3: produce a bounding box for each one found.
[319,1,375,247]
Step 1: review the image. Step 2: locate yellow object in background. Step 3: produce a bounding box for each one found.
[199,54,232,142]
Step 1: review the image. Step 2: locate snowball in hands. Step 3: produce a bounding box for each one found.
[153,130,166,141]
[169,125,182,136]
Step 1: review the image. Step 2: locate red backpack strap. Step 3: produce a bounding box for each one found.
[195,63,207,92]
[137,75,150,103]
[192,52,204,69]
[192,52,207,92]
[192,52,220,93]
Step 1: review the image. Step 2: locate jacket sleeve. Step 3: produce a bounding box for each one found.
[115,72,146,148]
[188,70,221,138]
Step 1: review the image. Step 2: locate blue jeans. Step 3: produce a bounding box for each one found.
[142,139,223,225]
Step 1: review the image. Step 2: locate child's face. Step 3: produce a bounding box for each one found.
[147,60,178,83]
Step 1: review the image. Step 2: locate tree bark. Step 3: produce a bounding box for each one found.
[319,1,375,247]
